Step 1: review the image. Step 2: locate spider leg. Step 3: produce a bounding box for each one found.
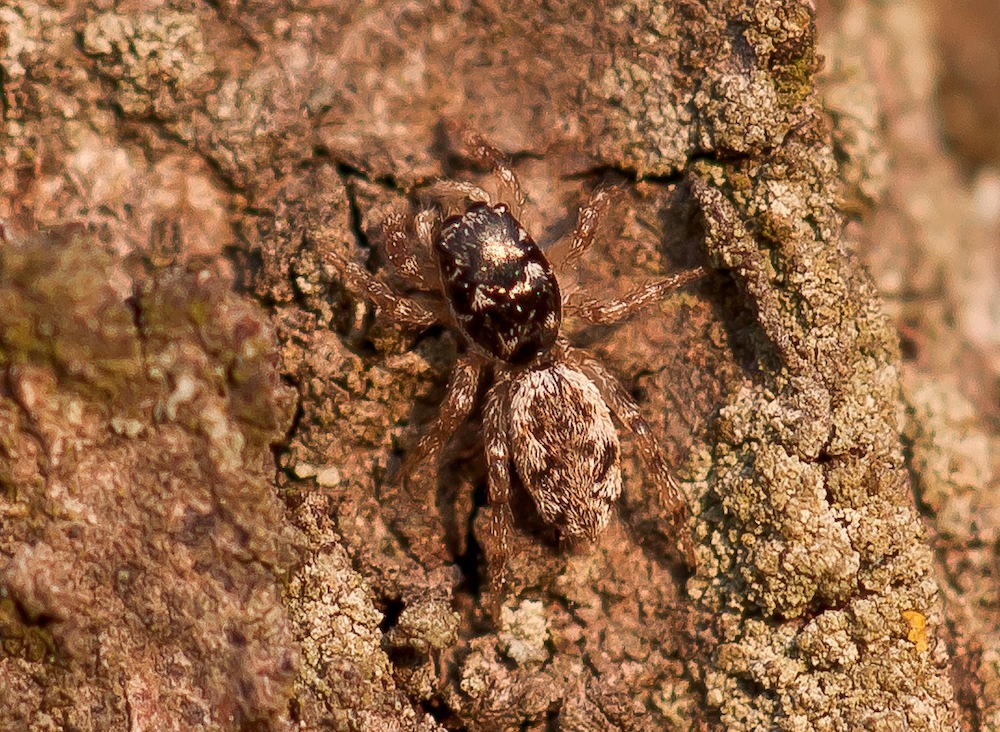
[398,355,484,489]
[423,180,493,209]
[565,266,707,325]
[414,209,437,248]
[567,350,696,566]
[481,378,514,612]
[381,210,440,291]
[322,244,439,328]
[547,185,621,271]
[458,129,526,217]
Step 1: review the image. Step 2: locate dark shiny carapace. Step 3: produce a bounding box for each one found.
[435,203,560,364]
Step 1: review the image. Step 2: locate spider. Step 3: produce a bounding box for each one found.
[326,132,704,583]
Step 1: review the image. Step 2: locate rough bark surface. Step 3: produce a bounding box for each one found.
[0,0,993,730]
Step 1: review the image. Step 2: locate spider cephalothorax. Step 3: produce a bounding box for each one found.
[436,201,561,365]
[325,132,703,589]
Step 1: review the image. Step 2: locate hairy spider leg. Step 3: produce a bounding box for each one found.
[547,184,621,271]
[381,210,439,290]
[322,246,439,328]
[568,349,697,566]
[422,180,493,210]
[481,377,515,609]
[566,266,707,325]
[414,209,438,251]
[398,356,484,492]
[458,130,527,219]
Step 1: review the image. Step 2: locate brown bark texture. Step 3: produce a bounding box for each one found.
[0,0,996,730]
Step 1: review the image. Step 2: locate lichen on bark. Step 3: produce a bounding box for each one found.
[1,0,985,729]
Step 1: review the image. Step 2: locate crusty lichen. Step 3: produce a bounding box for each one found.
[498,600,550,667]
[591,0,815,176]
[285,495,445,730]
[686,127,958,728]
[904,377,1000,727]
[818,2,1000,724]
[1,0,977,728]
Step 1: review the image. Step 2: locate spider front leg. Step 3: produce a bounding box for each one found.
[381,210,439,291]
[566,266,707,325]
[457,129,526,216]
[547,184,620,271]
[422,180,493,210]
[569,350,696,566]
[321,243,439,329]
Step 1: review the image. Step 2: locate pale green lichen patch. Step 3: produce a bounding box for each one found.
[590,0,816,175]
[284,494,448,729]
[687,131,958,728]
[2,0,977,726]
[0,232,143,406]
[498,600,550,666]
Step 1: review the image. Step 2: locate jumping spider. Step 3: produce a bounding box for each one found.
[328,133,703,585]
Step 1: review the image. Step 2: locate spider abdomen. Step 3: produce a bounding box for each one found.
[506,363,622,540]
[435,203,560,364]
